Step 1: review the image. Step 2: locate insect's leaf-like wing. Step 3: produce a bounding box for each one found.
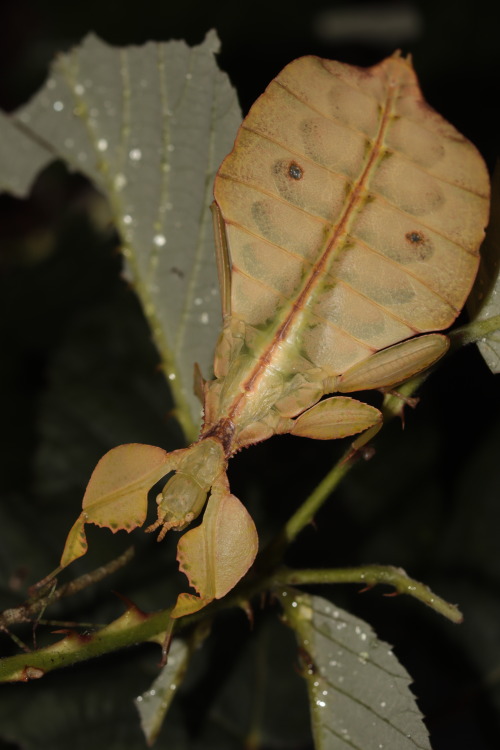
[215,54,489,379]
[0,32,242,437]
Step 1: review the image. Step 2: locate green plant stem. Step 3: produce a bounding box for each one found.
[0,604,173,682]
[449,312,500,350]
[283,448,356,546]
[272,565,462,623]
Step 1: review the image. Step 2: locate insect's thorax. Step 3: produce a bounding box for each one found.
[201,314,327,453]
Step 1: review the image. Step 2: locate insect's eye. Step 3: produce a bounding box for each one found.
[288,162,303,180]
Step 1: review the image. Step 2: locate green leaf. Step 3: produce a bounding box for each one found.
[0,31,242,438]
[468,161,500,373]
[281,588,432,750]
[135,637,190,746]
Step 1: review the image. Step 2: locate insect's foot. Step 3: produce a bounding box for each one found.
[145,519,162,535]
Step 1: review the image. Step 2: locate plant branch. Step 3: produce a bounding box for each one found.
[0,603,172,682]
[272,565,462,623]
[0,547,135,630]
[449,312,500,350]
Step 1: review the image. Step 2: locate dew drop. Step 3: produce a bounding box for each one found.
[149,689,156,697]
[153,234,166,247]
[136,695,143,703]
[74,83,85,95]
[97,138,108,152]
[129,148,142,161]
[123,214,133,225]
[53,101,64,112]
[380,701,387,708]
[291,601,298,608]
[168,373,176,381]
[281,591,287,597]
[316,700,326,708]
[186,72,193,80]
[114,173,127,191]
[200,312,209,325]
[194,297,203,306]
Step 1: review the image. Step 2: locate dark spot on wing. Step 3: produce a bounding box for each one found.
[288,161,303,180]
[404,230,433,261]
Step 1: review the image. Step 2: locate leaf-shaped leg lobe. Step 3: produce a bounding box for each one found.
[146,438,227,541]
[332,334,449,394]
[290,396,382,440]
[171,486,258,618]
[60,444,184,569]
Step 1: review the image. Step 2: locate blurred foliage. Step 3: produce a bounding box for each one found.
[0,1,499,748]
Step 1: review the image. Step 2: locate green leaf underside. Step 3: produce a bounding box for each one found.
[469,161,500,373]
[135,638,190,746]
[282,589,432,750]
[214,55,489,384]
[60,443,179,568]
[0,31,242,434]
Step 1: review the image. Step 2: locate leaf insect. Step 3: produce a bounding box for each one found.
[55,52,490,617]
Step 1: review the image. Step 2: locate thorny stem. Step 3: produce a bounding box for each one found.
[272,565,463,623]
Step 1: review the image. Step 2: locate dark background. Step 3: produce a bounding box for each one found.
[0,1,499,748]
